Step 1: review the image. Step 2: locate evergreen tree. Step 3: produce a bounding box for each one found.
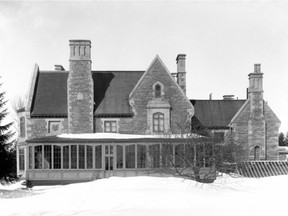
[0,80,16,183]
[279,132,288,146]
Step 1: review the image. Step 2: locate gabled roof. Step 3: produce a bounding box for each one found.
[30,70,144,117]
[190,99,246,129]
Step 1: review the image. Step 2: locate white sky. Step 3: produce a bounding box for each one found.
[0,0,288,132]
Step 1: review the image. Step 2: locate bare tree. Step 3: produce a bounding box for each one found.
[148,129,241,183]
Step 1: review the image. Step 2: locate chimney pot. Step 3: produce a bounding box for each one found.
[55,65,65,71]
[254,64,261,73]
[223,95,234,100]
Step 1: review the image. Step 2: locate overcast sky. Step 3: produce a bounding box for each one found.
[0,0,288,132]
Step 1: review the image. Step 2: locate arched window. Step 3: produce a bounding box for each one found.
[20,117,25,137]
[155,84,161,98]
[254,146,260,160]
[153,112,164,132]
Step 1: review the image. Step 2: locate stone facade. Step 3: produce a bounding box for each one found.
[17,40,281,171]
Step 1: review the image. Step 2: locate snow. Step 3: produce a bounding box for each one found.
[1,175,287,216]
[57,132,201,139]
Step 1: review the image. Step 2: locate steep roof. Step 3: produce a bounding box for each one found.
[30,71,144,117]
[190,99,246,129]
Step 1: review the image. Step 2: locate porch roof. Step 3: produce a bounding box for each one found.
[27,133,205,143]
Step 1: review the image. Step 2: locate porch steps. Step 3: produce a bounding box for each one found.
[237,161,288,178]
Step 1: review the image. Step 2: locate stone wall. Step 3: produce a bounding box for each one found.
[264,103,280,160]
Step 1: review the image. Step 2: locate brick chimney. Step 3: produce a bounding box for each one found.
[67,40,94,133]
[176,54,186,94]
[248,63,265,160]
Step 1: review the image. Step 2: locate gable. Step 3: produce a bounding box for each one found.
[128,56,194,133]
[129,55,193,105]
[191,100,246,129]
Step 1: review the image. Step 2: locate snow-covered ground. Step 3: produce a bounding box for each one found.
[0,174,287,216]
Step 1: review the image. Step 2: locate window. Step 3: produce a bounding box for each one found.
[86,145,93,169]
[149,144,160,168]
[71,145,77,169]
[44,145,52,169]
[155,84,161,98]
[125,145,135,169]
[137,144,147,168]
[48,121,61,134]
[63,145,70,169]
[95,145,102,169]
[78,145,85,169]
[34,145,42,169]
[117,145,124,169]
[19,149,25,171]
[214,132,225,142]
[29,146,33,169]
[104,121,117,133]
[153,113,164,132]
[53,145,61,169]
[254,146,260,160]
[20,117,25,137]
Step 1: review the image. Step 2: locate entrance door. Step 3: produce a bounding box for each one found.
[104,145,114,176]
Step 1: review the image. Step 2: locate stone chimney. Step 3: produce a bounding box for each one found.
[248,63,264,118]
[176,54,186,94]
[248,63,265,160]
[67,40,94,133]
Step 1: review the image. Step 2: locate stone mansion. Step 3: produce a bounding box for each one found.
[16,40,281,185]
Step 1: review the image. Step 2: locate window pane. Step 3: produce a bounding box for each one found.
[149,144,160,168]
[125,145,135,169]
[78,145,85,169]
[34,145,42,169]
[29,146,33,169]
[104,121,117,133]
[162,144,173,167]
[137,144,147,168]
[175,144,184,167]
[117,145,123,169]
[20,117,25,137]
[71,145,77,169]
[19,149,25,171]
[53,145,61,169]
[63,145,69,169]
[153,113,164,132]
[86,145,93,169]
[44,145,52,169]
[95,145,102,169]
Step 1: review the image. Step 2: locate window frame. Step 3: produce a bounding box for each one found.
[153,112,164,132]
